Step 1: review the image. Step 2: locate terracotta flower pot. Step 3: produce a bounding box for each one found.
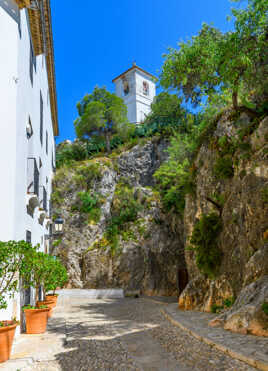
[0,321,18,363]
[36,300,54,318]
[24,308,49,334]
[45,295,58,308]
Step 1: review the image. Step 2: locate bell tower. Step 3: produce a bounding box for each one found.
[112,63,156,124]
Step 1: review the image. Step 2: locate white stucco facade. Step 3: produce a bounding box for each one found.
[113,65,156,124]
[0,0,57,331]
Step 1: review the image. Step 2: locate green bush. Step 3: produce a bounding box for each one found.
[72,191,102,223]
[104,182,142,252]
[190,212,222,278]
[73,162,102,190]
[211,304,224,313]
[262,302,268,316]
[261,187,268,204]
[154,129,198,214]
[56,142,88,167]
[51,190,64,207]
[0,241,38,310]
[213,155,234,179]
[223,296,235,308]
[45,258,68,295]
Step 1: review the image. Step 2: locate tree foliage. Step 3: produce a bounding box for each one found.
[74,87,133,153]
[190,213,222,278]
[160,0,268,114]
[154,120,199,214]
[44,258,68,295]
[0,241,37,310]
[145,92,186,125]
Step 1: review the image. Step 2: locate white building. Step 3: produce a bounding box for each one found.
[0,0,58,330]
[113,63,156,124]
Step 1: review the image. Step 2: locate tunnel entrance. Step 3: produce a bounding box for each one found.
[177,269,189,296]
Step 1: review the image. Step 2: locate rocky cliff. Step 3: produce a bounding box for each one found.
[179,113,268,336]
[52,138,183,296]
[53,113,268,336]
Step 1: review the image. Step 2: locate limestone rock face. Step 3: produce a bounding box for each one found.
[117,139,169,187]
[54,114,268,335]
[210,276,268,337]
[54,139,182,296]
[180,114,268,336]
[178,275,234,312]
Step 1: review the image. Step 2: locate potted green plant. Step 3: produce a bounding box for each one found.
[45,258,68,307]
[0,240,36,362]
[22,251,51,331]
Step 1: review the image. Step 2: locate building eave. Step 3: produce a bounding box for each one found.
[112,65,156,83]
[14,0,59,136]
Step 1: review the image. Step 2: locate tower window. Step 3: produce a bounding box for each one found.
[123,78,129,96]
[143,81,149,96]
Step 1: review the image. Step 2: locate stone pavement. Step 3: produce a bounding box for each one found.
[0,292,263,370]
[162,303,268,371]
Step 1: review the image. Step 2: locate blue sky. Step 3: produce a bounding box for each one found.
[51,0,237,142]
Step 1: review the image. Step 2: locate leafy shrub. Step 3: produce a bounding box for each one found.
[223,296,235,308]
[217,135,236,156]
[262,302,268,316]
[73,162,102,190]
[261,187,268,204]
[213,155,234,179]
[56,142,88,167]
[104,182,142,252]
[72,191,102,223]
[0,241,38,310]
[190,212,222,278]
[51,190,64,207]
[211,304,224,313]
[45,258,68,295]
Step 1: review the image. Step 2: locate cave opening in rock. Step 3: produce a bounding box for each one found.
[178,269,189,296]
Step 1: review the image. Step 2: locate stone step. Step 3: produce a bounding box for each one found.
[56,288,124,299]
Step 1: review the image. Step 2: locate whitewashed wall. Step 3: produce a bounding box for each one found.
[0,1,56,331]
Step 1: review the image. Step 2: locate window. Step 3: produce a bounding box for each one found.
[29,40,36,85]
[40,92,43,145]
[29,43,33,85]
[42,187,47,211]
[46,131,48,154]
[26,117,33,139]
[27,158,39,197]
[26,230,31,243]
[123,78,129,96]
[143,81,149,96]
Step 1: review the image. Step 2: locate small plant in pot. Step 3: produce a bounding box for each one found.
[45,258,68,307]
[0,240,35,362]
[22,251,52,332]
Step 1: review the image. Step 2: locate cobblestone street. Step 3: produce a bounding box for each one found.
[2,292,259,371]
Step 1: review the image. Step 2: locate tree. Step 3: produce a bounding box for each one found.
[160,0,268,115]
[145,92,185,125]
[74,87,133,153]
[0,241,37,310]
[44,258,68,295]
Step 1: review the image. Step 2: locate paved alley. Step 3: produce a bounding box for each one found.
[2,291,257,371]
